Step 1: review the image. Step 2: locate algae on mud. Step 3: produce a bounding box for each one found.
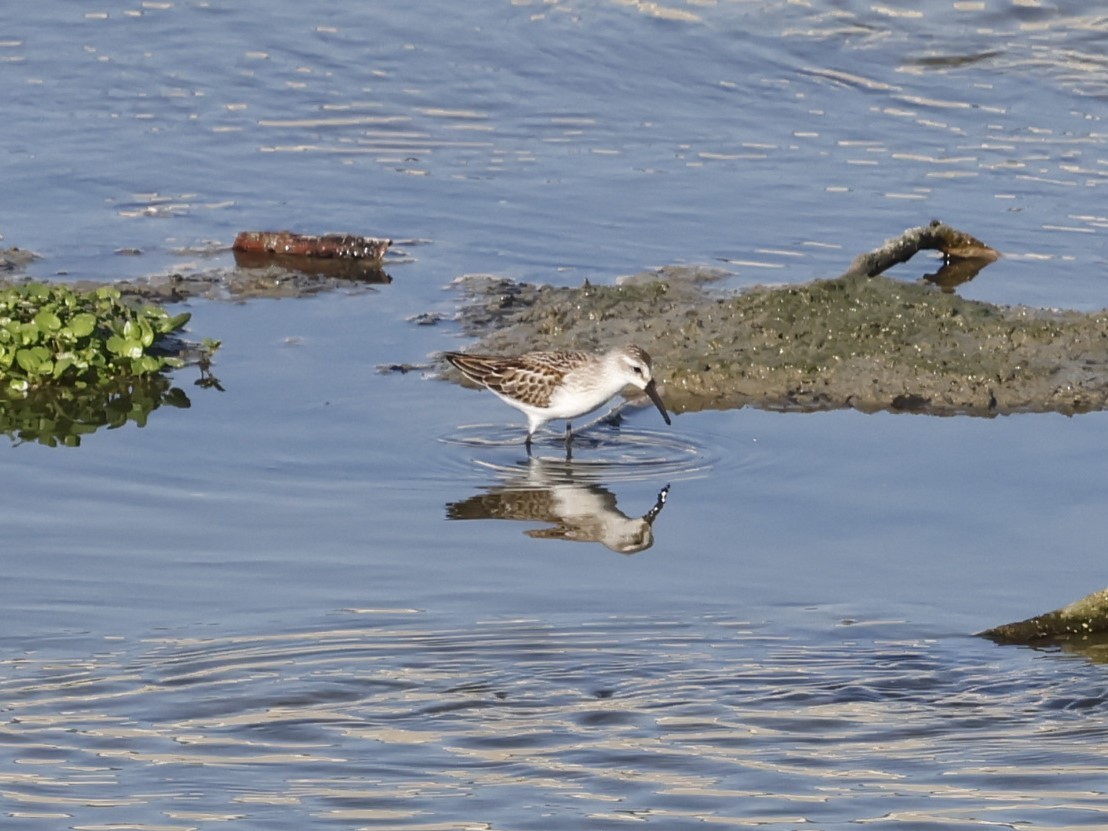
[981,588,1108,650]
[451,267,1108,417]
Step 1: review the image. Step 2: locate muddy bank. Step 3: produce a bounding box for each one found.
[0,268,369,303]
[71,264,390,303]
[0,247,38,272]
[452,267,1108,417]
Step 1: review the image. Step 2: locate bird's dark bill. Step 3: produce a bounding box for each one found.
[645,380,671,425]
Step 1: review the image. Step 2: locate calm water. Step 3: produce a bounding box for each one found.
[2,1,1108,828]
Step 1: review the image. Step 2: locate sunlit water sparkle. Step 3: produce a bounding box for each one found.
[3,614,1107,829]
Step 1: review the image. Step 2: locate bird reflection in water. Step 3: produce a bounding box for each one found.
[447,462,670,555]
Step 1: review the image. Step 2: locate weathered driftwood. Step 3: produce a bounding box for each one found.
[980,588,1108,645]
[232,231,391,262]
[839,219,1000,280]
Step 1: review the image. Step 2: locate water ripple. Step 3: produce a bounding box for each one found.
[439,422,718,484]
[2,616,1108,828]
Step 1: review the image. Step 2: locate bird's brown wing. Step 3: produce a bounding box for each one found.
[445,351,587,409]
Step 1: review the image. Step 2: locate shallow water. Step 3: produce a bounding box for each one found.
[5,614,1108,830]
[6,1,1108,305]
[3,1,1108,828]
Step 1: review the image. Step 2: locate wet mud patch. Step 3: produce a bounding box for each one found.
[981,587,1108,653]
[452,267,1108,417]
[0,237,405,303]
[68,264,391,303]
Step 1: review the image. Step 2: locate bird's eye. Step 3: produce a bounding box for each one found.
[633,366,643,375]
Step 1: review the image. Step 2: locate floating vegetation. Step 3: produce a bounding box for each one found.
[0,282,195,393]
[0,282,217,446]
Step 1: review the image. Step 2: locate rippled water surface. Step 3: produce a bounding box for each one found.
[3,1,1108,828]
[6,615,1108,829]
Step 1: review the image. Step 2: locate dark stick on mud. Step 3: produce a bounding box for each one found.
[838,219,1000,280]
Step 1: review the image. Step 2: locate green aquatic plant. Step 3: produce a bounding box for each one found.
[0,282,194,393]
[0,281,220,446]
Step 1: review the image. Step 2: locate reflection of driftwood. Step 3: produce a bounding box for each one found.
[839,220,1000,280]
[922,255,996,293]
[980,588,1108,645]
[232,249,392,283]
[232,231,391,262]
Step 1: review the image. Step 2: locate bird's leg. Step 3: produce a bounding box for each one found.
[576,402,627,436]
[564,422,573,449]
[525,432,534,456]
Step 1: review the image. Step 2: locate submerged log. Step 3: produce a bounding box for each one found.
[232,231,391,262]
[980,588,1108,645]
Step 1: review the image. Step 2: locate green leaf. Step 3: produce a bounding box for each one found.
[15,348,41,375]
[53,356,74,379]
[167,312,191,332]
[96,286,122,301]
[33,310,62,331]
[18,322,41,345]
[138,319,155,348]
[106,334,144,359]
[134,355,161,374]
[69,313,97,338]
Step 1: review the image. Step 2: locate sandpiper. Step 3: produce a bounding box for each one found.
[443,345,671,451]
